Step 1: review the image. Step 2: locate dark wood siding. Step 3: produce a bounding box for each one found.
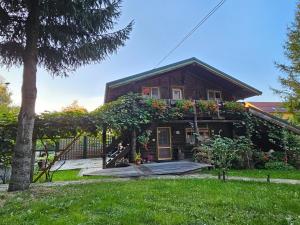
[139,121,234,161]
[106,65,244,102]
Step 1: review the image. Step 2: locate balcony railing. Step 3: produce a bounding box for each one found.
[143,98,246,120]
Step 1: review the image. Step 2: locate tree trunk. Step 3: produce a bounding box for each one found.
[8,1,39,192]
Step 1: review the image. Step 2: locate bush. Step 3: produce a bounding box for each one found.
[265,161,295,170]
[193,145,213,164]
[202,136,240,171]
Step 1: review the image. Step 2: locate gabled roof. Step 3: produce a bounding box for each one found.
[106,57,262,96]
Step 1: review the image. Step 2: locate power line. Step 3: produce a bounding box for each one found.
[154,0,226,68]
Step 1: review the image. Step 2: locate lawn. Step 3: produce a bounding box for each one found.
[205,169,300,180]
[0,179,299,225]
[34,169,110,182]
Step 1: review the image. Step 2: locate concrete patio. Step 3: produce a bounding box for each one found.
[51,158,103,171]
[80,160,211,177]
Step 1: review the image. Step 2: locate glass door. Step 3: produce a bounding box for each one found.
[157,127,172,160]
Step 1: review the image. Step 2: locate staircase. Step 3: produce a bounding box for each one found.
[104,137,130,168]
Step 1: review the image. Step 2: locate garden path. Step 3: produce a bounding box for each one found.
[1,174,300,192]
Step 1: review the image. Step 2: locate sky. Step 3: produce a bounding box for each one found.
[0,0,297,113]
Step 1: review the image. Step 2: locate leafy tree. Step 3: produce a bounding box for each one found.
[62,100,88,114]
[274,1,300,123]
[0,76,12,106]
[0,0,132,191]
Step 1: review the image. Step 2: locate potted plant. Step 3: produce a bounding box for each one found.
[176,100,194,113]
[137,130,152,162]
[135,152,142,165]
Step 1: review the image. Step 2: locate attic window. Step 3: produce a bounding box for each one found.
[142,87,160,99]
[207,90,222,101]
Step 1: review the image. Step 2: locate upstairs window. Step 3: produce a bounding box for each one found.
[142,87,160,99]
[172,88,183,100]
[207,90,222,101]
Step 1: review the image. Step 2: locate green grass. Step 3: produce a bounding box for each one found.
[34,169,111,182]
[205,169,300,180]
[1,179,300,225]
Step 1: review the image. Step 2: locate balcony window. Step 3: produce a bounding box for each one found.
[207,90,222,101]
[172,88,183,100]
[142,87,160,99]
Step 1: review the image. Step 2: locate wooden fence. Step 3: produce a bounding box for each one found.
[36,134,114,160]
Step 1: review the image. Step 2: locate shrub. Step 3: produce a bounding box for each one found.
[265,161,295,170]
[193,145,213,164]
[202,136,240,171]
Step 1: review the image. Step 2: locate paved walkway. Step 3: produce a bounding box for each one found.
[1,174,299,192]
[81,161,210,177]
[51,158,103,171]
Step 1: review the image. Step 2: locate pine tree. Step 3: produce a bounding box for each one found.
[0,0,132,191]
[274,1,300,123]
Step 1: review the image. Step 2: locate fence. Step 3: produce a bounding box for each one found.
[36,134,114,160]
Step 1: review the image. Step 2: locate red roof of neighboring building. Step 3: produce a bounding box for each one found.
[249,102,287,113]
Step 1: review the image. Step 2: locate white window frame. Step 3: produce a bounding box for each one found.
[185,128,195,145]
[207,90,222,101]
[172,88,183,100]
[142,87,160,99]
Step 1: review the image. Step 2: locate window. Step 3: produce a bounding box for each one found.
[186,128,210,144]
[198,128,210,141]
[207,90,222,101]
[185,128,195,145]
[142,87,160,99]
[172,88,183,100]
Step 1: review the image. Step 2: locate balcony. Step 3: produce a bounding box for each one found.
[142,98,246,121]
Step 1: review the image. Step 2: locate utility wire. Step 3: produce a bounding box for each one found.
[154,0,226,68]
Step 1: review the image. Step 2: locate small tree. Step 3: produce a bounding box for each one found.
[273,1,300,123]
[203,136,240,180]
[62,100,88,114]
[0,0,132,191]
[0,76,12,106]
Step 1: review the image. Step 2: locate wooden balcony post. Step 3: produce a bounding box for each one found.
[193,100,199,144]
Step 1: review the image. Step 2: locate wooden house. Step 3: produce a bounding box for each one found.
[104,57,266,162]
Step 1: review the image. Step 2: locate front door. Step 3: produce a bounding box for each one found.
[157,127,172,160]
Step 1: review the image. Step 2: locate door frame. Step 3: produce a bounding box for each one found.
[156,127,172,160]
